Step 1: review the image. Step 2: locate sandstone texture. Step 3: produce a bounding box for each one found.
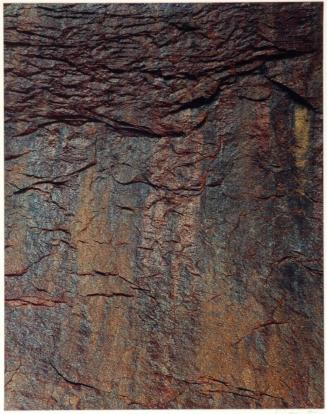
[4,3,323,409]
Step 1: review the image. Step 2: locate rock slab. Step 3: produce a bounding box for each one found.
[5,3,323,409]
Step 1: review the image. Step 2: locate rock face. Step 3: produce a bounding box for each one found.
[4,3,323,409]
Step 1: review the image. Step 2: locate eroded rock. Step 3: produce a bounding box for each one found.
[5,3,323,409]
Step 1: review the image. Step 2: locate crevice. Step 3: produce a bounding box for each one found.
[13,180,68,195]
[170,87,220,114]
[84,292,134,299]
[266,76,317,112]
[49,362,99,392]
[233,319,288,346]
[5,151,31,161]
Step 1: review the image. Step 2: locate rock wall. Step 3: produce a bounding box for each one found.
[5,3,323,409]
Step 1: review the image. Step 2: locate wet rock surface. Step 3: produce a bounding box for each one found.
[4,3,323,409]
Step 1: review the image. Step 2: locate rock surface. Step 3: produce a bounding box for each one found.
[5,3,323,409]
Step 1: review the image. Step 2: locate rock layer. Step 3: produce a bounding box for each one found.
[5,3,323,409]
